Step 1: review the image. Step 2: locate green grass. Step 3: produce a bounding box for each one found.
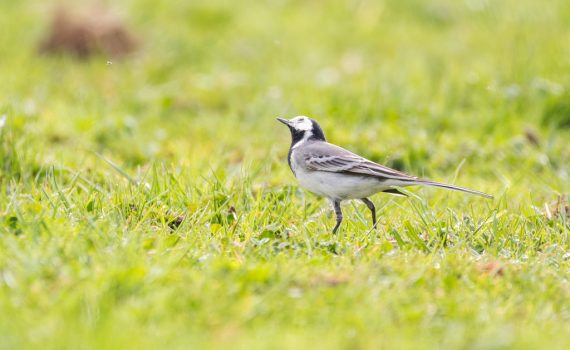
[1,0,570,349]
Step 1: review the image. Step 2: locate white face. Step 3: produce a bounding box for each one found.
[289,116,313,131]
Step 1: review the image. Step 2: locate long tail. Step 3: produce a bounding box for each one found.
[414,180,494,199]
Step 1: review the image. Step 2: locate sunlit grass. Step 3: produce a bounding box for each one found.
[1,0,569,349]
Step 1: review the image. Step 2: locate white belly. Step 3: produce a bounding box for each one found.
[295,169,402,201]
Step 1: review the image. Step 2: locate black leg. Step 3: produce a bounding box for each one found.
[332,200,343,234]
[360,198,376,225]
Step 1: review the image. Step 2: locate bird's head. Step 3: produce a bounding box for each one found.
[277,116,326,147]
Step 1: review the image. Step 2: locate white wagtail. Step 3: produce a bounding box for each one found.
[277,116,493,233]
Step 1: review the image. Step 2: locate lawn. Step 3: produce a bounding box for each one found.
[1,0,569,349]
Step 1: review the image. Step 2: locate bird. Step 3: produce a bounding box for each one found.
[277,116,493,234]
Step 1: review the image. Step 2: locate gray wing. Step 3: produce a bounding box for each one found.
[299,142,494,199]
[300,142,419,182]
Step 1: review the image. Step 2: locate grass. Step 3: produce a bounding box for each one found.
[1,0,569,349]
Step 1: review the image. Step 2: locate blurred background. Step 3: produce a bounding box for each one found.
[1,0,569,195]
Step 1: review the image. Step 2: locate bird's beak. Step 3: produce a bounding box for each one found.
[276,117,290,126]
